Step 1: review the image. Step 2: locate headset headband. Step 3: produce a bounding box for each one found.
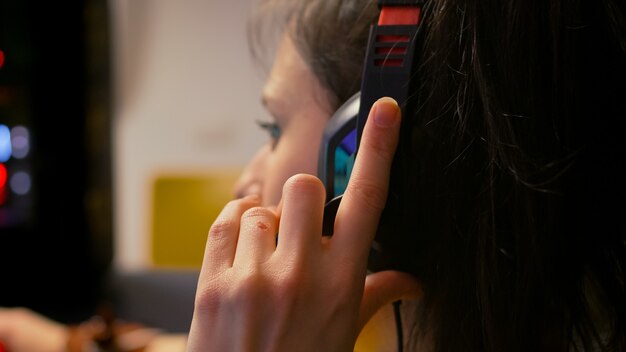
[319,0,424,273]
[357,0,423,147]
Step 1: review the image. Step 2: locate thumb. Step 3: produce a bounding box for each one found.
[358,271,423,330]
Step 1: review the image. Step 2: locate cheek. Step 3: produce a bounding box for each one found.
[261,127,323,206]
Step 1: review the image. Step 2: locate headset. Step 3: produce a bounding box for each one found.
[318,0,424,273]
[317,3,424,349]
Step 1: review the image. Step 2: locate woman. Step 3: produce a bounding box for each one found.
[189,0,626,351]
[2,0,624,350]
[0,2,410,351]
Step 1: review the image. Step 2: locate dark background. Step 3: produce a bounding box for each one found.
[0,0,113,323]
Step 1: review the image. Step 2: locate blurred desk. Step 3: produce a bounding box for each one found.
[108,269,199,333]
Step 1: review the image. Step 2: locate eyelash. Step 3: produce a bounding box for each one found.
[256,120,282,141]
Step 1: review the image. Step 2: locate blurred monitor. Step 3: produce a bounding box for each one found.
[0,0,112,323]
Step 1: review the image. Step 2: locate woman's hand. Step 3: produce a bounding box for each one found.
[187,98,421,352]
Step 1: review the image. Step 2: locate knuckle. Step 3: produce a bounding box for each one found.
[195,270,269,315]
[194,279,224,315]
[346,178,388,212]
[208,218,236,239]
[271,270,306,307]
[241,207,275,233]
[229,271,269,309]
[208,197,259,238]
[241,206,273,220]
[275,270,303,294]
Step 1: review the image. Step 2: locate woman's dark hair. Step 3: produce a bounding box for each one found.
[247,0,378,109]
[250,0,626,351]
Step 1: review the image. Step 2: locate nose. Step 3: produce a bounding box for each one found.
[232,144,270,199]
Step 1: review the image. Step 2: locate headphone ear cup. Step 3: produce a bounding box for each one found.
[318,93,360,202]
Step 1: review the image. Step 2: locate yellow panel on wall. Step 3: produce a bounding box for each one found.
[150,170,241,268]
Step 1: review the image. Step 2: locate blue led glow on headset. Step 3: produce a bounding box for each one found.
[318,0,424,272]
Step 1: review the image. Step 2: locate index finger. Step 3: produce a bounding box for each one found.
[331,97,401,261]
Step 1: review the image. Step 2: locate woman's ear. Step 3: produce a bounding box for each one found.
[359,270,422,331]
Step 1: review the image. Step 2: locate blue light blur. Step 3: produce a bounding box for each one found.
[0,125,12,162]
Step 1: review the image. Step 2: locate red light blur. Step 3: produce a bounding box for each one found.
[0,164,6,205]
[0,50,5,69]
[0,164,7,188]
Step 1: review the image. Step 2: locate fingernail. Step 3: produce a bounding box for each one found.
[373,97,400,127]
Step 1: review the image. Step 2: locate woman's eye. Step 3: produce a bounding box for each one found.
[256,120,282,142]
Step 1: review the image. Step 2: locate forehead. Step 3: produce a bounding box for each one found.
[262,34,332,116]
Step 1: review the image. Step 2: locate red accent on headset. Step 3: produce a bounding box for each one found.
[376,35,410,43]
[376,6,421,66]
[378,6,421,26]
[374,58,404,67]
[375,45,407,55]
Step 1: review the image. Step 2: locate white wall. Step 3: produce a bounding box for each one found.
[111,0,267,270]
